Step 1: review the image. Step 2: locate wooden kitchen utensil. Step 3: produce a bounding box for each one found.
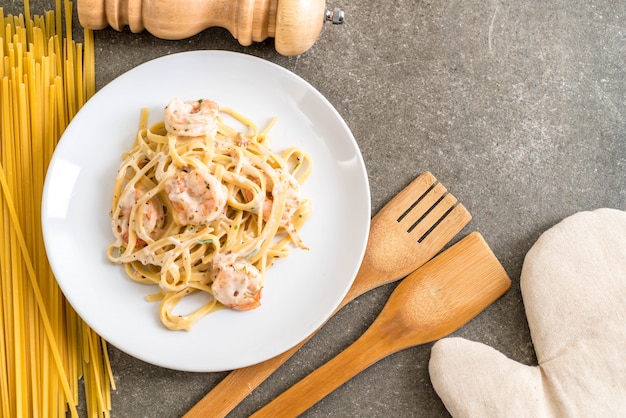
[250,231,511,417]
[184,171,472,418]
[77,0,345,56]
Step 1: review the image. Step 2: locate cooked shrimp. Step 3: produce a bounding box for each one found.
[165,168,228,225]
[164,98,219,137]
[211,253,263,310]
[243,170,307,248]
[274,171,302,226]
[115,187,164,245]
[275,171,308,249]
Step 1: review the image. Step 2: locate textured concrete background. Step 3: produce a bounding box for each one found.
[7,0,625,416]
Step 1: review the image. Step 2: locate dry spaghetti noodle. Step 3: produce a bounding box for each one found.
[0,1,113,417]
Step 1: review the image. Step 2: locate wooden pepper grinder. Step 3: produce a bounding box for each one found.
[77,0,345,56]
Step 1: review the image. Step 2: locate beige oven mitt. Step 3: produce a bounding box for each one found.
[428,208,626,417]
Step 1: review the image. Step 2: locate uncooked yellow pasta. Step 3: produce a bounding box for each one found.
[0,2,113,417]
[107,98,312,331]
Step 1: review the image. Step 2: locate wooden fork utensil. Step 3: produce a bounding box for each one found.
[184,172,471,417]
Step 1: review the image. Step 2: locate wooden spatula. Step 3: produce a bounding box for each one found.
[250,232,511,417]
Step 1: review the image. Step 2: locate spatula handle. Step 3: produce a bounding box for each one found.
[250,331,390,418]
[182,267,381,418]
[183,342,302,418]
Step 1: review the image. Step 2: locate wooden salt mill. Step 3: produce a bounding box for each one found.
[77,0,345,56]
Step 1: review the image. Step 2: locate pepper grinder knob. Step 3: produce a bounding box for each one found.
[325,8,345,25]
[77,0,344,56]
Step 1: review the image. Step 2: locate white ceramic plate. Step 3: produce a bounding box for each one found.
[42,51,370,372]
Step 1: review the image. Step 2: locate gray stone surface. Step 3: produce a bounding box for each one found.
[6,0,625,416]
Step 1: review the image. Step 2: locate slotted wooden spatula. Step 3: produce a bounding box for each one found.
[184,172,471,418]
[250,232,511,417]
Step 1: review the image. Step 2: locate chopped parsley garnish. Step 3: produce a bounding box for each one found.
[245,248,259,259]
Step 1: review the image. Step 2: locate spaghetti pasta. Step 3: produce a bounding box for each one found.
[1,2,113,417]
[107,99,312,331]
